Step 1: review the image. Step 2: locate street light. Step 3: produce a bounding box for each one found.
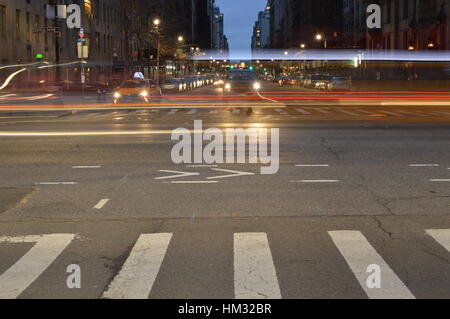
[315,33,327,48]
[300,43,306,49]
[178,36,184,43]
[153,18,162,92]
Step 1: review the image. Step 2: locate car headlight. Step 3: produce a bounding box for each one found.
[225,83,231,89]
[253,82,261,90]
[114,92,121,99]
[139,91,148,97]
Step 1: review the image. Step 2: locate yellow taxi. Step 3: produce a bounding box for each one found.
[113,79,158,104]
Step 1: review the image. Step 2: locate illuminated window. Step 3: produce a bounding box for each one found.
[84,0,93,19]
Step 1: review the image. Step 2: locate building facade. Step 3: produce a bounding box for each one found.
[251,3,270,51]
[268,0,344,49]
[371,0,450,50]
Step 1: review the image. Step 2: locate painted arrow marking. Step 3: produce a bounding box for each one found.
[154,170,200,180]
[207,168,255,180]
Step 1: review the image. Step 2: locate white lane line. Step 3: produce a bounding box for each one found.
[35,182,77,185]
[328,231,415,299]
[295,164,330,167]
[380,111,403,117]
[207,168,255,180]
[409,164,439,167]
[170,181,218,184]
[291,180,340,183]
[209,110,218,114]
[94,199,110,210]
[187,109,198,115]
[426,229,450,252]
[336,109,359,116]
[234,233,281,299]
[0,234,75,299]
[72,166,102,169]
[429,179,450,182]
[295,108,312,115]
[102,233,172,299]
[154,170,200,180]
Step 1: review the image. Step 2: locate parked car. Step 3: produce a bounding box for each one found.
[162,78,183,93]
[326,76,352,91]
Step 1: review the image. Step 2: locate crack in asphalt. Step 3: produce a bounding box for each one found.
[317,135,344,160]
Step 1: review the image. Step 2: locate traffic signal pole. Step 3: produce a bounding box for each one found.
[50,0,61,83]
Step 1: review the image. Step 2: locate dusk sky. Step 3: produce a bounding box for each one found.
[216,0,267,57]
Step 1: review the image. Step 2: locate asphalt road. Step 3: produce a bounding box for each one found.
[0,82,449,299]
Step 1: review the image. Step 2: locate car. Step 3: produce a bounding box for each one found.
[162,78,183,93]
[222,70,262,94]
[113,79,158,104]
[326,76,352,91]
[182,76,197,90]
[314,75,332,91]
[305,74,328,89]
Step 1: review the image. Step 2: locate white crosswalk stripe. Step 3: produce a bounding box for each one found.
[234,233,281,299]
[328,231,415,299]
[335,108,359,116]
[433,111,450,116]
[1,229,450,298]
[274,108,288,115]
[102,233,172,299]
[0,234,75,299]
[132,107,450,118]
[397,111,427,117]
[316,108,333,114]
[295,107,312,115]
[380,111,404,117]
[426,229,450,252]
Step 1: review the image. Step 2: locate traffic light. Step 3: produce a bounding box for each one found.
[35,53,44,61]
[249,66,254,71]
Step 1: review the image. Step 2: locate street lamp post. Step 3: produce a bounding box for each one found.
[315,33,327,49]
[177,36,184,77]
[153,19,161,91]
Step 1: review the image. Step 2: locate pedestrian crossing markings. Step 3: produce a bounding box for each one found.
[0,230,449,299]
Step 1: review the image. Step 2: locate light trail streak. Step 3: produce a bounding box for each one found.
[0,68,27,90]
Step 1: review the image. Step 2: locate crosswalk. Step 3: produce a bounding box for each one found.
[0,229,449,299]
[111,107,450,120]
